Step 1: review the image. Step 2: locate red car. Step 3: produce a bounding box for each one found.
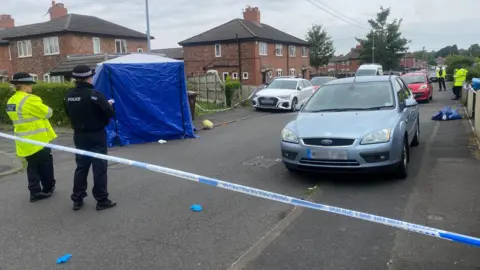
[401,72,433,102]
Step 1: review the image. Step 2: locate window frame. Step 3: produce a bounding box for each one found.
[222,72,228,81]
[115,39,127,54]
[289,45,296,57]
[259,42,268,56]
[276,69,283,77]
[93,37,101,54]
[43,36,60,56]
[17,40,32,58]
[289,68,296,77]
[232,72,238,80]
[137,48,144,53]
[215,44,221,57]
[242,72,249,80]
[301,47,308,57]
[275,44,283,56]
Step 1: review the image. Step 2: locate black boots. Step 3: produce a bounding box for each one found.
[73,199,117,211]
[30,191,52,202]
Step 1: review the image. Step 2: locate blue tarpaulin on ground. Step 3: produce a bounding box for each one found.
[431,106,463,121]
[92,54,196,147]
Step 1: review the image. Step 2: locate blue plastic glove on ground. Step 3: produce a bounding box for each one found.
[190,204,202,212]
[56,254,72,264]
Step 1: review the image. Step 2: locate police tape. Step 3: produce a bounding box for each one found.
[1,132,480,248]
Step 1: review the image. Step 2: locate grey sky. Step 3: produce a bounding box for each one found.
[4,0,479,54]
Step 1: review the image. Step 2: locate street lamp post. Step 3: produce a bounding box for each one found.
[145,0,151,52]
[372,31,375,64]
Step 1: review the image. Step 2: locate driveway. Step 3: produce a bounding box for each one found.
[0,88,479,269]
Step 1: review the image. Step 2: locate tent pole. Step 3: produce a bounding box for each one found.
[145,0,151,52]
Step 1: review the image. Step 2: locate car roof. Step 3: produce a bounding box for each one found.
[325,75,393,85]
[358,64,382,69]
[402,73,425,76]
[273,77,303,81]
[311,76,336,79]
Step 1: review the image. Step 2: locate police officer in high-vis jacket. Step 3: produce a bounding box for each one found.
[64,65,116,211]
[6,72,57,202]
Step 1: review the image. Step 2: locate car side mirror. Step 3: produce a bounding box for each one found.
[297,86,302,91]
[405,98,418,107]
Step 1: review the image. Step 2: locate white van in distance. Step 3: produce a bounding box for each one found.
[356,64,384,76]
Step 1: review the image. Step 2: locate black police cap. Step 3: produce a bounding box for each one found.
[10,72,36,85]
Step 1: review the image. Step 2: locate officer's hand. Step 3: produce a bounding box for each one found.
[108,99,115,105]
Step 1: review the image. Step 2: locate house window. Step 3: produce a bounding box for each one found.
[93,37,101,54]
[137,48,144,53]
[290,68,296,76]
[115,39,127,53]
[242,72,249,80]
[43,74,50,82]
[215,44,221,57]
[222,72,228,81]
[275,44,283,56]
[29,74,38,81]
[44,37,60,55]
[43,73,64,83]
[267,71,272,78]
[276,69,283,77]
[17,40,32,57]
[302,47,308,57]
[289,46,296,57]
[232,72,238,80]
[259,42,267,56]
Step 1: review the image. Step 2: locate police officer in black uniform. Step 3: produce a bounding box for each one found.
[64,65,116,211]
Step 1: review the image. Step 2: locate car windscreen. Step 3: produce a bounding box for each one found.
[402,75,426,84]
[355,69,377,76]
[428,71,436,77]
[266,80,297,90]
[302,82,395,112]
[310,77,334,86]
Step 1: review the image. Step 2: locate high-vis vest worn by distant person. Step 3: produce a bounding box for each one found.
[6,91,57,157]
[454,68,468,87]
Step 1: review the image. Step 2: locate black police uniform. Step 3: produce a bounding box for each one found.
[64,65,116,211]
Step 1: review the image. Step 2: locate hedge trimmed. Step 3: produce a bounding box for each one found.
[0,82,73,126]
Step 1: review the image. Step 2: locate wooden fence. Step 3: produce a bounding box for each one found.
[187,74,225,105]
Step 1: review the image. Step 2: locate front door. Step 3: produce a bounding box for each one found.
[262,72,267,84]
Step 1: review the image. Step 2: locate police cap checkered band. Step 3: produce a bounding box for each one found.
[72,64,94,78]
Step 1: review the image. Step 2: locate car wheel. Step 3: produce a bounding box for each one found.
[290,98,298,112]
[393,139,409,179]
[411,122,420,147]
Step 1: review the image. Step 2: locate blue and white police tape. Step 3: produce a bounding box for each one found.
[1,132,480,248]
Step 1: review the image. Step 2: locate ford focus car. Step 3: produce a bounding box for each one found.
[280,76,420,179]
[401,72,433,102]
[252,77,314,112]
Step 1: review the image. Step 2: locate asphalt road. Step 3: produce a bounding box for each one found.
[0,86,479,269]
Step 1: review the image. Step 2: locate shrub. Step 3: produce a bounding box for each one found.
[0,82,73,126]
[224,77,241,107]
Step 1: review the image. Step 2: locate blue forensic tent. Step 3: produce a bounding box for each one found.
[92,53,196,147]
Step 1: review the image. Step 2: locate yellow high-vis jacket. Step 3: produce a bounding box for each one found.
[6,91,57,157]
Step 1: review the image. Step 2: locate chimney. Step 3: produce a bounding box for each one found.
[0,14,14,29]
[243,6,260,24]
[49,0,68,20]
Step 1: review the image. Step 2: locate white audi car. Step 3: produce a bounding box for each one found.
[252,77,314,112]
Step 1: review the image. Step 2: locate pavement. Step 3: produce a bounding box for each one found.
[0,87,479,269]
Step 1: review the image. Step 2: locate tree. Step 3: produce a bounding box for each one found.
[355,7,409,70]
[306,24,335,72]
[434,45,458,58]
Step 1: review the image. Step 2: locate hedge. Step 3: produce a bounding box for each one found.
[224,77,242,107]
[0,82,73,126]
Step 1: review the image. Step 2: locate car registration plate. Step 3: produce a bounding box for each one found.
[262,100,274,104]
[307,149,348,160]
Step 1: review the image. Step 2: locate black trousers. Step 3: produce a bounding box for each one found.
[25,147,56,196]
[438,78,446,90]
[453,86,462,98]
[71,130,109,202]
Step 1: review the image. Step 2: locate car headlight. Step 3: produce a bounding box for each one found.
[360,128,392,145]
[419,84,427,90]
[278,95,291,100]
[281,128,299,143]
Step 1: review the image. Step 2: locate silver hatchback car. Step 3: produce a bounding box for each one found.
[280,75,420,179]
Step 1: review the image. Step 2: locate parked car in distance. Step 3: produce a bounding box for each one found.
[310,76,337,92]
[401,72,433,102]
[355,64,384,76]
[280,75,420,179]
[428,70,437,83]
[252,77,314,112]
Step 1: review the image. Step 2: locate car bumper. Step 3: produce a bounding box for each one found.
[413,91,429,101]
[252,97,292,110]
[281,140,402,173]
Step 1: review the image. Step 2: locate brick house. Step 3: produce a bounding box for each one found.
[314,45,361,76]
[178,6,310,86]
[0,1,149,82]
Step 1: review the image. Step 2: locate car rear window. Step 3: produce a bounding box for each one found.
[302,82,395,112]
[355,69,377,76]
[310,77,335,85]
[402,75,426,84]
